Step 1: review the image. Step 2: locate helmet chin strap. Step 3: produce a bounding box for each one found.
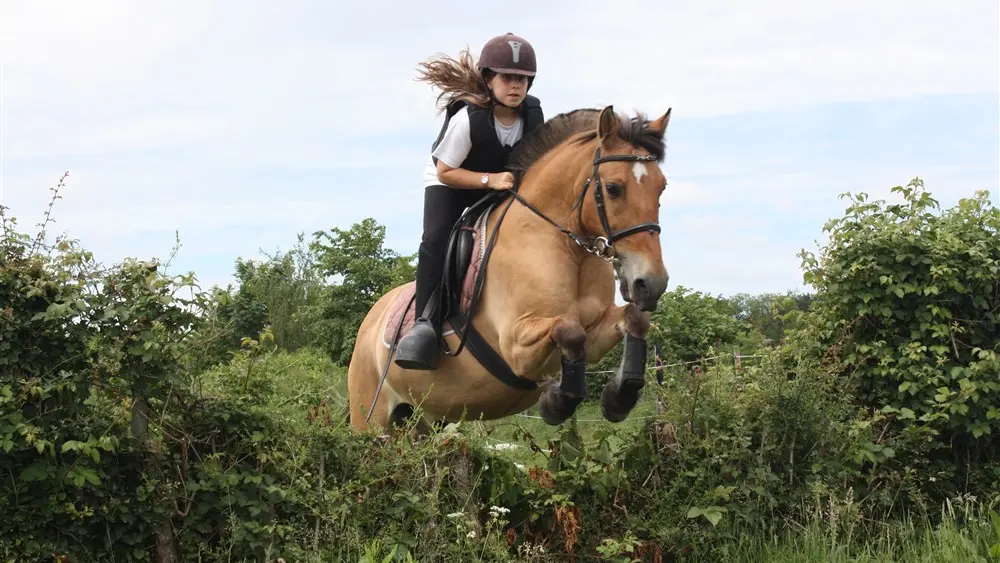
[495,98,520,110]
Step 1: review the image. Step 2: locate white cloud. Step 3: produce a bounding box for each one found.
[541,0,997,117]
[4,0,995,158]
[1,1,210,77]
[1,1,444,163]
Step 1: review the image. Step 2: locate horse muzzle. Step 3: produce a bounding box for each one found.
[617,255,668,312]
[630,273,668,311]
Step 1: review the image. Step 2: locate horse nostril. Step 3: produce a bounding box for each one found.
[633,277,648,295]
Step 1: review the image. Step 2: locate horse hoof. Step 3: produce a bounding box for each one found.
[600,377,645,423]
[540,408,569,426]
[538,388,583,426]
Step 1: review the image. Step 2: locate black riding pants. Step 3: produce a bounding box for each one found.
[415,183,492,322]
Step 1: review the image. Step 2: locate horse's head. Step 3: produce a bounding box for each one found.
[507,104,672,311]
[573,105,671,311]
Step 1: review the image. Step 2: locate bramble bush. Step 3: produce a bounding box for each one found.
[1,200,202,560]
[797,178,1000,509]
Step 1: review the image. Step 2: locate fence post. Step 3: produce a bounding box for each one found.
[653,353,665,414]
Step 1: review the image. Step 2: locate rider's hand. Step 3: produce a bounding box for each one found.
[488,172,515,191]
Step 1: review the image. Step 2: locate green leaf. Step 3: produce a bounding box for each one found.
[687,505,727,527]
[61,440,83,453]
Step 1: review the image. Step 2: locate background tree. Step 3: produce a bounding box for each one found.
[309,218,416,364]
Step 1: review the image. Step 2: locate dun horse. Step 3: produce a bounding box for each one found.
[346,105,672,432]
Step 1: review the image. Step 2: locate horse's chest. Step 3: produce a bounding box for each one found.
[578,295,609,330]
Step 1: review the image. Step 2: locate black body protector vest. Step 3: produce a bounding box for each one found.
[431,94,545,173]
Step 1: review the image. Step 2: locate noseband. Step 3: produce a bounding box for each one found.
[509,145,662,262]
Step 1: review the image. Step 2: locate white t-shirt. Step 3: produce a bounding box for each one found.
[421,107,524,188]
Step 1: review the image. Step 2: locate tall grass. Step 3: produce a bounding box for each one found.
[710,495,999,562]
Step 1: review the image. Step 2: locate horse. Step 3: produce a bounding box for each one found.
[345,104,672,434]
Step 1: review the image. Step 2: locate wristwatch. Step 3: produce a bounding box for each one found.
[481,173,489,186]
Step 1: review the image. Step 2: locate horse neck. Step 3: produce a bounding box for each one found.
[511,141,594,236]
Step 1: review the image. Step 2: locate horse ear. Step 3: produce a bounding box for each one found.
[647,108,672,138]
[597,105,618,141]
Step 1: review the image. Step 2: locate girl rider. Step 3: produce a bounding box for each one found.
[394,32,546,371]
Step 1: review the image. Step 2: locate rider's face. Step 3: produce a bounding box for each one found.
[488,72,529,105]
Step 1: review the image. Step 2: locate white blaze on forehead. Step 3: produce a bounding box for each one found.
[632,161,648,183]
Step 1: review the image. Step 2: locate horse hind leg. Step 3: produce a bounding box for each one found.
[601,303,651,423]
[389,403,438,441]
[537,319,589,426]
[346,302,399,432]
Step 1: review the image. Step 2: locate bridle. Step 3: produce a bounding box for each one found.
[508,145,662,264]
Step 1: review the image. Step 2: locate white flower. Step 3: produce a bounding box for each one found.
[489,505,510,518]
[447,512,464,519]
[467,531,477,538]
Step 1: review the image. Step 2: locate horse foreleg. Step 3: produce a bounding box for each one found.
[590,303,652,422]
[503,315,588,426]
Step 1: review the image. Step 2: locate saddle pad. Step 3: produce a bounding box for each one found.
[460,208,490,311]
[381,283,456,349]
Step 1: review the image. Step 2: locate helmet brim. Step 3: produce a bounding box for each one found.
[484,67,536,76]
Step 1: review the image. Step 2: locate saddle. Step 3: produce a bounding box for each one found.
[442,192,497,317]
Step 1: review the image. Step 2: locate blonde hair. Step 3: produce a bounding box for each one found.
[415,47,493,112]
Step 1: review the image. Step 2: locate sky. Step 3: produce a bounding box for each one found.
[2,0,998,298]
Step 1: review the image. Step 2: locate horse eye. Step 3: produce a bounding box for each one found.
[605,183,623,198]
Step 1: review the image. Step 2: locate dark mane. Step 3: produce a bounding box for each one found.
[508,108,666,173]
[574,111,667,162]
[507,108,600,172]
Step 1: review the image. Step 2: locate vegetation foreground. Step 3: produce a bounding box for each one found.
[2,178,999,562]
